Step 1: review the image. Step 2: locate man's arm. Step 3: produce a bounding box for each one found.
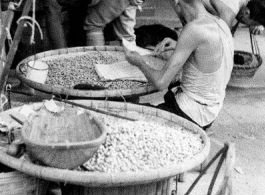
[125,24,201,91]
[125,50,166,89]
[157,24,201,90]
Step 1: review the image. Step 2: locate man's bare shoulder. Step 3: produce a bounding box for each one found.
[181,17,223,51]
[182,21,203,35]
[182,19,213,40]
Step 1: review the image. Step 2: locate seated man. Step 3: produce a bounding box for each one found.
[125,0,234,130]
[84,0,144,46]
[202,0,265,34]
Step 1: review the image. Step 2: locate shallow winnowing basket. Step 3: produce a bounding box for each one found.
[231,30,263,79]
[21,111,107,169]
[15,46,159,100]
[0,100,210,195]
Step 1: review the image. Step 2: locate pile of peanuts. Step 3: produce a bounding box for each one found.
[81,115,204,173]
[43,51,153,90]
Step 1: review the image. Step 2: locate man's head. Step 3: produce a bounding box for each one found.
[170,0,184,24]
[169,0,203,25]
[238,0,265,27]
[169,0,192,25]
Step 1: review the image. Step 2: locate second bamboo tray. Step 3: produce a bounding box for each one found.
[0,100,210,193]
[15,46,158,100]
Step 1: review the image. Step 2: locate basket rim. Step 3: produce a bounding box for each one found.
[15,46,158,99]
[21,111,107,149]
[0,100,210,187]
[233,50,263,69]
[234,50,252,55]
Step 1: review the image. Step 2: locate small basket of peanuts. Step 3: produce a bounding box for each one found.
[20,100,107,169]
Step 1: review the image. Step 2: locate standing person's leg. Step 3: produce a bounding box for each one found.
[112,5,138,45]
[67,4,87,47]
[44,0,67,49]
[84,0,131,46]
[0,8,7,70]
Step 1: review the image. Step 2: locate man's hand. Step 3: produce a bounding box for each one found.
[154,38,177,54]
[250,25,264,35]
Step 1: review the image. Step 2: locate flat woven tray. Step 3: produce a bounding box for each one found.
[0,100,210,187]
[15,46,158,100]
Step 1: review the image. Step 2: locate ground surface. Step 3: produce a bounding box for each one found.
[179,87,265,195]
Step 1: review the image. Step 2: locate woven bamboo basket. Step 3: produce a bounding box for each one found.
[15,46,159,100]
[231,50,262,79]
[21,110,107,169]
[0,100,210,195]
[231,30,262,79]
[0,171,48,195]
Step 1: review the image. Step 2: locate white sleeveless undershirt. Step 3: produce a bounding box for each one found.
[175,15,234,126]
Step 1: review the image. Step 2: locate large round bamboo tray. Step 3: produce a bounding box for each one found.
[15,46,158,100]
[0,100,210,195]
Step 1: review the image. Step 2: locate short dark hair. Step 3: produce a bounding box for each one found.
[247,0,265,26]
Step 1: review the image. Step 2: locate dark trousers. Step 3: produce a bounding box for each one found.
[144,82,213,131]
[157,89,213,130]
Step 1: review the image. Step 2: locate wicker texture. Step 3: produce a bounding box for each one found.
[0,171,48,195]
[15,46,158,99]
[231,30,262,79]
[21,111,107,169]
[231,50,262,78]
[61,178,174,195]
[0,100,210,188]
